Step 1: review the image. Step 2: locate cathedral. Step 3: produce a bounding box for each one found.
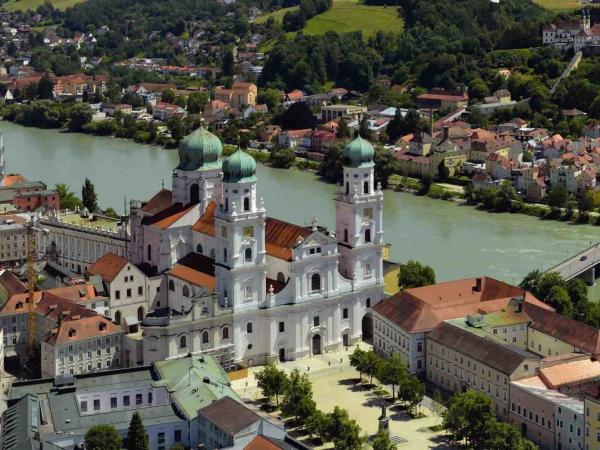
[129,127,385,368]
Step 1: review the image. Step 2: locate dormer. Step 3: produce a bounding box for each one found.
[68,328,76,337]
[99,321,107,331]
[15,301,23,310]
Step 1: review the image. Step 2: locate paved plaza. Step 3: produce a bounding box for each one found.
[231,344,456,449]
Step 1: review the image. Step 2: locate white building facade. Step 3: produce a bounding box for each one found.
[131,127,386,367]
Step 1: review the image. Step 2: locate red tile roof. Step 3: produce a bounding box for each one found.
[168,253,215,291]
[144,203,197,229]
[265,217,312,261]
[373,277,551,333]
[192,202,216,236]
[198,396,260,435]
[244,436,282,450]
[0,270,27,296]
[141,189,172,215]
[88,252,128,283]
[45,314,123,345]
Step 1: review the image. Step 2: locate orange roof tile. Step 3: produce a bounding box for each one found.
[265,217,312,261]
[168,253,215,291]
[45,315,123,345]
[2,174,26,187]
[145,203,197,229]
[244,436,282,450]
[539,358,600,389]
[192,202,216,236]
[88,252,128,283]
[141,189,172,215]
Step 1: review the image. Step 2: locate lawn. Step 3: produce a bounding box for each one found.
[533,0,581,12]
[256,5,299,24]
[3,0,85,11]
[257,0,403,38]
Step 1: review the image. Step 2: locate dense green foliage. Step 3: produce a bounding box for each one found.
[282,0,332,31]
[255,363,288,406]
[398,260,436,289]
[82,178,98,212]
[443,390,536,449]
[261,0,549,93]
[84,425,122,450]
[124,412,149,450]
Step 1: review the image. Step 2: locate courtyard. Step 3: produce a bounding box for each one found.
[231,344,456,449]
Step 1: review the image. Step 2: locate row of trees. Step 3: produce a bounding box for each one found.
[443,390,536,450]
[255,365,365,449]
[349,348,425,414]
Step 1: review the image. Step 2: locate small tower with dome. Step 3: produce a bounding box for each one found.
[214,148,267,314]
[172,126,223,213]
[335,134,384,288]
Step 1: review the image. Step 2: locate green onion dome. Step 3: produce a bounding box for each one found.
[176,126,223,171]
[222,148,257,183]
[344,135,375,168]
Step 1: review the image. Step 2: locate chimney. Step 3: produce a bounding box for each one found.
[473,277,482,292]
[443,125,450,141]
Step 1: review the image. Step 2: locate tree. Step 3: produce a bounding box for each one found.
[124,412,148,450]
[257,88,282,111]
[547,285,573,316]
[443,390,495,448]
[485,420,537,450]
[319,142,344,183]
[37,74,54,99]
[419,173,433,195]
[187,92,209,115]
[55,183,82,210]
[222,46,235,76]
[255,363,288,406]
[280,102,316,130]
[398,260,435,289]
[84,425,122,450]
[376,354,407,400]
[437,159,449,181]
[349,347,366,381]
[281,368,314,422]
[372,430,397,450]
[161,89,176,104]
[167,116,184,143]
[82,178,98,212]
[305,409,331,442]
[362,350,380,386]
[431,388,445,423]
[68,103,93,132]
[270,147,296,168]
[398,375,424,414]
[547,184,568,211]
[374,146,398,189]
[325,406,365,450]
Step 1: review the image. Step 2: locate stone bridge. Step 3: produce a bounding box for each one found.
[547,242,600,286]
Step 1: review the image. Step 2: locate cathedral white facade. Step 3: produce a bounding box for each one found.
[129,127,385,368]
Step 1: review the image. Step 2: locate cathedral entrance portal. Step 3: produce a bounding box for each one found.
[279,348,285,362]
[312,334,322,355]
[362,314,373,343]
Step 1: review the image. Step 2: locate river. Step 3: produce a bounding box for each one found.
[1,121,597,284]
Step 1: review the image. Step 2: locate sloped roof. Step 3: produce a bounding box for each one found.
[144,203,196,229]
[245,436,284,450]
[373,277,550,333]
[265,218,312,261]
[539,358,600,389]
[428,322,535,375]
[141,189,172,215]
[168,253,215,291]
[198,396,260,435]
[525,302,600,354]
[45,315,123,345]
[192,201,216,236]
[88,252,128,283]
[0,270,27,296]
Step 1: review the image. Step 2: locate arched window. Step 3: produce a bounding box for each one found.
[345,182,349,195]
[311,273,321,292]
[243,197,250,211]
[190,183,199,203]
[363,181,369,194]
[223,248,228,262]
[366,297,371,308]
[277,272,285,283]
[179,335,187,349]
[344,229,348,243]
[223,327,229,339]
[182,285,190,297]
[210,248,216,259]
[244,248,252,262]
[365,228,371,243]
[168,280,175,291]
[246,322,253,333]
[147,244,152,261]
[196,244,203,254]
[137,307,144,322]
[245,285,254,301]
[202,331,209,343]
[114,311,121,326]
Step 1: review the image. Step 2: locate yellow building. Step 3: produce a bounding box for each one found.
[585,392,600,450]
[382,244,400,296]
[231,82,257,109]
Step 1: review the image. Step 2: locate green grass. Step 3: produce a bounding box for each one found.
[256,5,299,24]
[258,0,403,38]
[3,0,85,11]
[533,0,580,12]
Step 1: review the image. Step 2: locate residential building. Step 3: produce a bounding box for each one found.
[88,252,151,327]
[153,102,187,121]
[38,209,130,274]
[0,215,28,266]
[231,82,257,109]
[204,100,229,123]
[101,103,133,116]
[416,88,469,111]
[320,104,367,123]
